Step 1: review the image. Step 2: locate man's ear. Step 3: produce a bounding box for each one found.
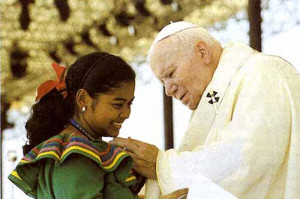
[195,41,211,65]
[76,89,91,109]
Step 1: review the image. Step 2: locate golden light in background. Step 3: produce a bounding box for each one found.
[1,0,247,105]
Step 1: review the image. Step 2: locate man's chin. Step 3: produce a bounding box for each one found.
[185,98,201,110]
[186,103,197,110]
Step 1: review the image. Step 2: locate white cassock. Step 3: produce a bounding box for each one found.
[145,42,300,199]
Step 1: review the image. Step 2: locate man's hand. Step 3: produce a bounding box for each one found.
[162,189,189,199]
[110,137,159,179]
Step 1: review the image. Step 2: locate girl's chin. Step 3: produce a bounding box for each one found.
[107,130,120,137]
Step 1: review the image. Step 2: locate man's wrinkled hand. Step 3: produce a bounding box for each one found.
[110,137,159,179]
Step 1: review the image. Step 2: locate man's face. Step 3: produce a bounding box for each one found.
[150,38,214,110]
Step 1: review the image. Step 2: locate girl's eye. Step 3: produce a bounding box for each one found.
[113,104,123,108]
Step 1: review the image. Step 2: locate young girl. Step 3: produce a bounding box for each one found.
[8,52,145,198]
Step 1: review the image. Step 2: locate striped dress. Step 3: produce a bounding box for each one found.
[8,132,145,198]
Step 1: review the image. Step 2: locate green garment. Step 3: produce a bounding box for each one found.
[8,132,145,198]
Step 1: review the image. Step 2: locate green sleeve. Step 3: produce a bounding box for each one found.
[104,172,135,199]
[52,154,105,199]
[103,159,136,199]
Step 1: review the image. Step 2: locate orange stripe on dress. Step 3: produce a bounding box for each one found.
[102,147,124,165]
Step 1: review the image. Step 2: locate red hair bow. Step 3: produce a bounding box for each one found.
[35,63,67,101]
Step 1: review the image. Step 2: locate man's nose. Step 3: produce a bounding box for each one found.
[165,82,177,96]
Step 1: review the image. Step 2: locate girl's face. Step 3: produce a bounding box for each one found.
[84,81,135,138]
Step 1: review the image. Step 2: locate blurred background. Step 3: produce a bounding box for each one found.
[1,0,300,198]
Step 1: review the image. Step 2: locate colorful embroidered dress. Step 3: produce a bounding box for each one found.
[8,132,145,198]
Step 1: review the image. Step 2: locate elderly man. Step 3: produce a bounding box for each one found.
[110,21,300,198]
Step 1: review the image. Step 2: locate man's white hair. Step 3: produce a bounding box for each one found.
[148,21,220,61]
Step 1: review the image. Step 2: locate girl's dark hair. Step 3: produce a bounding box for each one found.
[23,52,136,155]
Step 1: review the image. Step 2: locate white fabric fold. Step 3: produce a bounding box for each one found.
[187,172,238,199]
[148,42,300,199]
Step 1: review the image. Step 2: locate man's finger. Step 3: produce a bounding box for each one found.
[110,137,139,152]
[110,137,128,148]
[124,152,144,173]
[131,158,146,172]
[110,137,132,150]
[124,150,138,159]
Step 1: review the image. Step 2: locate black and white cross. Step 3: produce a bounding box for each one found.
[206,90,219,105]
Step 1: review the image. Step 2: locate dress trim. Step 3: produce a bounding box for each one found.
[17,132,131,172]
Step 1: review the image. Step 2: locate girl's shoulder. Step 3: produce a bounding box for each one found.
[8,132,143,198]
[18,132,130,172]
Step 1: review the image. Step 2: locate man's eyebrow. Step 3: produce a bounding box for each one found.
[162,66,174,79]
[159,69,171,85]
[161,71,168,78]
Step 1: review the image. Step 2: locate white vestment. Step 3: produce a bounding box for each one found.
[145,42,300,199]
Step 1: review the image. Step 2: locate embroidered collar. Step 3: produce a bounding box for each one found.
[8,132,143,198]
[18,132,129,172]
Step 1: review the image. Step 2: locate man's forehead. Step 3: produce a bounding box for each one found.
[150,43,171,77]
[148,21,197,76]
[151,38,174,61]
[150,58,166,79]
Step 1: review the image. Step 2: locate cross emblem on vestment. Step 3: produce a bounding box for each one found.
[206,90,219,104]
